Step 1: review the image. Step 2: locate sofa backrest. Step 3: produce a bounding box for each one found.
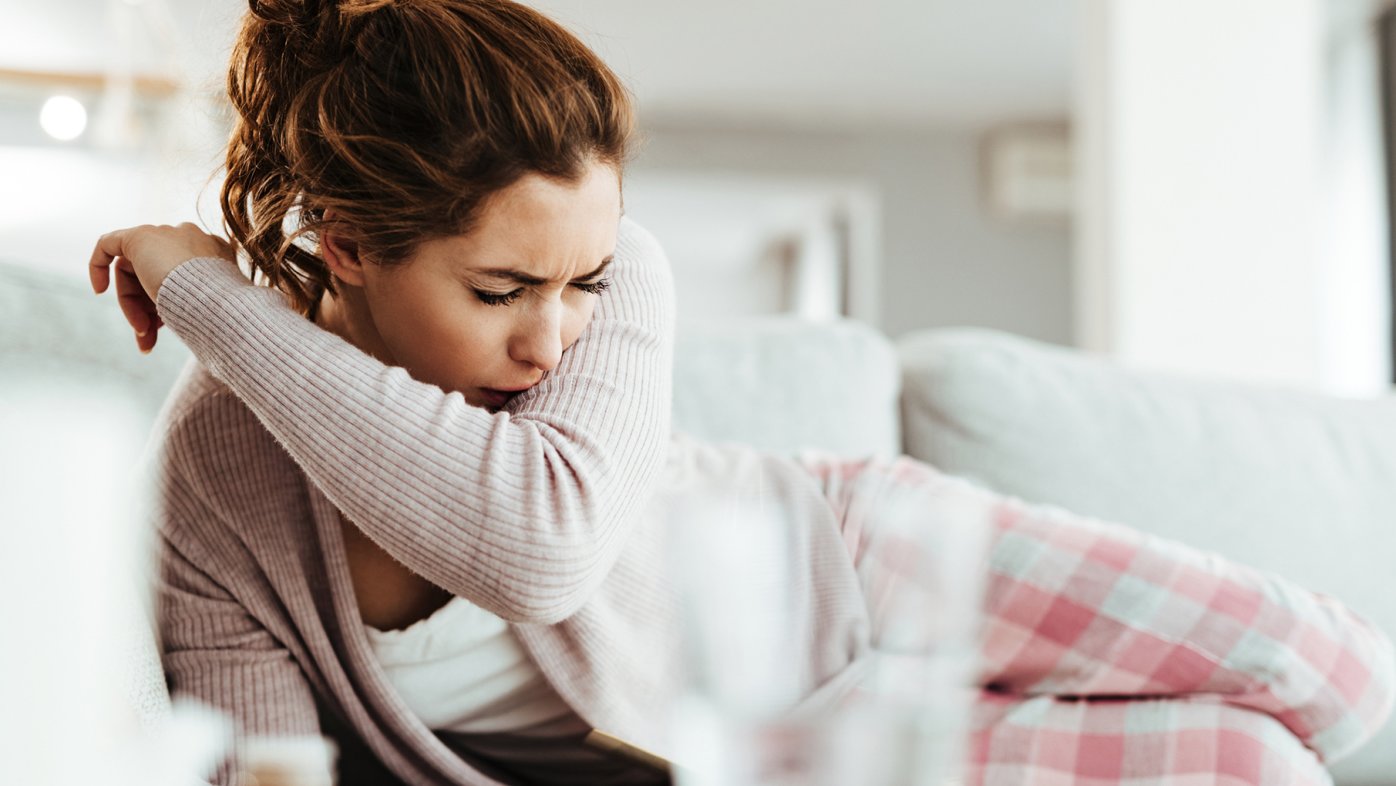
[673,315,901,458]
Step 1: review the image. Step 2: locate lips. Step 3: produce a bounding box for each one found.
[479,387,533,409]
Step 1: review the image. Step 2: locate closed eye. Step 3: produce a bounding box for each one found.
[573,279,611,296]
[475,288,522,306]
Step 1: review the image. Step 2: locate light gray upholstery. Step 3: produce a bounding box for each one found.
[673,316,901,458]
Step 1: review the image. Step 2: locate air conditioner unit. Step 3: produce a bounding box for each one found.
[982,124,1074,223]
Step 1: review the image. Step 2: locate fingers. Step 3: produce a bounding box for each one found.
[88,228,126,294]
[116,256,164,354]
[114,257,153,336]
[90,229,157,353]
[90,222,227,354]
[138,323,159,354]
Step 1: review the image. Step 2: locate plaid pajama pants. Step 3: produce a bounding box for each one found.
[797,453,1396,785]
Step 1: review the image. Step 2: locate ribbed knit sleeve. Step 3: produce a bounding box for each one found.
[160,530,322,737]
[157,456,322,785]
[153,218,675,624]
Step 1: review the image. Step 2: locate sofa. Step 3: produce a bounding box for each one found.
[676,316,1396,785]
[3,260,1392,783]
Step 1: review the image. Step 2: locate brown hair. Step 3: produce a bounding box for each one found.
[221,0,635,315]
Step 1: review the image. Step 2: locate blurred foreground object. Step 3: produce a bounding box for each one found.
[667,489,992,785]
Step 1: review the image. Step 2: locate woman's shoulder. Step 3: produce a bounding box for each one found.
[152,358,304,510]
[151,359,327,586]
[151,365,334,623]
[155,359,264,452]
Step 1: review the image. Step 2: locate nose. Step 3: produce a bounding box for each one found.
[507,301,564,372]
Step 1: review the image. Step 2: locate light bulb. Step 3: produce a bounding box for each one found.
[39,96,88,142]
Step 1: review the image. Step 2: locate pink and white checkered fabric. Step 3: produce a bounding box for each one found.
[798,454,1396,784]
[967,693,1330,785]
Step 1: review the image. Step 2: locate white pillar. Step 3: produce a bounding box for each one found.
[1318,3,1393,395]
[1075,0,1329,389]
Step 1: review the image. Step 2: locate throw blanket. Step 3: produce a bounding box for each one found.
[802,453,1395,784]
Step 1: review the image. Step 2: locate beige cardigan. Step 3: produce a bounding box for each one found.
[152,219,873,784]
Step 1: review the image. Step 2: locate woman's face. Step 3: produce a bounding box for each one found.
[327,160,622,411]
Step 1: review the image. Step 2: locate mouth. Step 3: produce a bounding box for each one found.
[479,387,532,409]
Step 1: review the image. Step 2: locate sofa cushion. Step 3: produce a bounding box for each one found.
[0,262,192,411]
[0,262,193,734]
[673,316,900,458]
[898,327,1396,783]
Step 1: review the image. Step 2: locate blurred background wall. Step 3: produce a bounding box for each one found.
[7,0,1390,393]
[488,0,1079,343]
[4,0,1079,341]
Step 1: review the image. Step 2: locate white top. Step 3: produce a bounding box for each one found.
[365,595,577,735]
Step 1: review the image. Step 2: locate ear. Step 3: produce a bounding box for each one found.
[320,211,368,288]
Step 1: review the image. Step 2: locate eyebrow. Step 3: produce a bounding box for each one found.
[473,256,613,287]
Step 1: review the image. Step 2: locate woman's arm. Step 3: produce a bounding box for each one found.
[152,218,674,624]
[161,532,323,736]
[159,487,322,786]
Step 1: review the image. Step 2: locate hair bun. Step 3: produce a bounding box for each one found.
[245,0,398,69]
[246,0,323,29]
[248,0,398,25]
[337,0,398,18]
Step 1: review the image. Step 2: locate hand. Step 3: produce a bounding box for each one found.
[88,223,235,353]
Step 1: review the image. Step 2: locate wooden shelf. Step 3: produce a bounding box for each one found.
[0,68,181,99]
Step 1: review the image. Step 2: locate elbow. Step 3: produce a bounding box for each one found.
[498,477,643,625]
[493,546,608,626]
[486,456,653,625]
[504,600,582,627]
[497,584,593,626]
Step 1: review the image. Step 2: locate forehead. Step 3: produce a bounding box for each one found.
[418,164,622,279]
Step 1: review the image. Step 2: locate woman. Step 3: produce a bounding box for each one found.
[91,1,1393,784]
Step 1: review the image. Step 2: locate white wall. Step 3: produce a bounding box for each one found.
[633,124,1075,343]
[0,142,225,281]
[1075,0,1357,391]
[623,172,882,324]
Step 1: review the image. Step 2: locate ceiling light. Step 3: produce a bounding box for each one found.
[39,95,87,141]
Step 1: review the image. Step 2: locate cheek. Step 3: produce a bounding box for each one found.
[384,291,495,365]
[418,313,513,388]
[438,305,511,359]
[562,299,600,350]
